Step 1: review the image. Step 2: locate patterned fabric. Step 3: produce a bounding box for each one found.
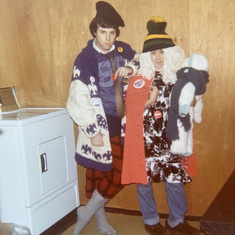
[68,80,113,171]
[144,73,191,183]
[96,49,126,117]
[85,136,124,199]
[66,39,135,171]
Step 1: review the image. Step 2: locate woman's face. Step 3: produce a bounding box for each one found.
[150,49,164,69]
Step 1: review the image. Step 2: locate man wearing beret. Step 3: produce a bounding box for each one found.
[66,1,136,234]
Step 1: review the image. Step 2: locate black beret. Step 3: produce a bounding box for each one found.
[96,1,124,27]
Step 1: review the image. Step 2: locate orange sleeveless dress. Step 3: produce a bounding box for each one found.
[121,75,153,185]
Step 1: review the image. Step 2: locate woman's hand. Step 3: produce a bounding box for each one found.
[149,86,159,102]
[91,132,104,147]
[145,86,159,108]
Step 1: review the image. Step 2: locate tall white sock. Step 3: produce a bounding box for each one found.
[95,206,116,235]
[73,189,108,235]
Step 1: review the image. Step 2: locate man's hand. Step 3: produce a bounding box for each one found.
[91,132,104,147]
[115,66,133,80]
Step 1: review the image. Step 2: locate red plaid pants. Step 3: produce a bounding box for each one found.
[85,135,124,199]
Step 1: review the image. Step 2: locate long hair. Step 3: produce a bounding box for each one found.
[138,46,185,84]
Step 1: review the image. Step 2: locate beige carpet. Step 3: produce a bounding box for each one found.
[62,213,202,235]
[0,214,203,235]
[0,222,11,235]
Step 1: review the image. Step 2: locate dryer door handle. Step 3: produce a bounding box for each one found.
[40,153,48,173]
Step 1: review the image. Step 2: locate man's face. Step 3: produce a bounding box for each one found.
[94,26,117,53]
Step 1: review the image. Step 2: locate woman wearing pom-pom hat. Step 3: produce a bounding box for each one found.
[117,16,200,235]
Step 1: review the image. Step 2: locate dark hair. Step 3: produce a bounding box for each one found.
[89,16,120,38]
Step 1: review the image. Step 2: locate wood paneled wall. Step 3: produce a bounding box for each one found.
[1,0,234,217]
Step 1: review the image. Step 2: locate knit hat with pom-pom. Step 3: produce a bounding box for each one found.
[142,16,175,52]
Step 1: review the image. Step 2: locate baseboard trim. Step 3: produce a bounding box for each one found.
[105,206,202,222]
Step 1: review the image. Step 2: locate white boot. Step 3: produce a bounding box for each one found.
[95,206,116,235]
[73,189,108,235]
